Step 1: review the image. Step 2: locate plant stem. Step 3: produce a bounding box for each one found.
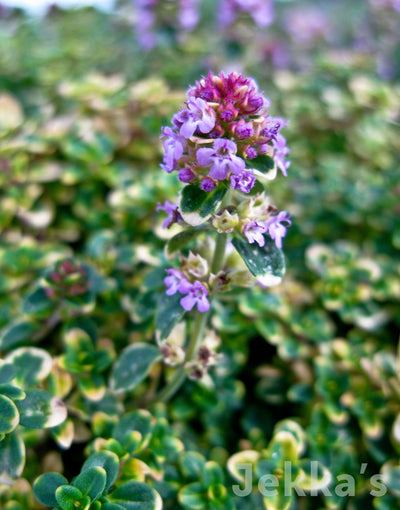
[149,309,210,404]
[148,191,231,406]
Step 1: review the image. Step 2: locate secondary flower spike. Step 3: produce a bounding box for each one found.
[160,71,290,192]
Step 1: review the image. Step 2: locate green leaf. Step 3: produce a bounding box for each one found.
[180,184,227,226]
[113,410,154,455]
[78,374,106,402]
[33,472,69,507]
[110,343,160,394]
[22,287,54,316]
[60,328,96,373]
[55,485,86,510]
[232,235,286,287]
[0,320,40,350]
[0,362,16,384]
[166,228,206,257]
[155,291,186,341]
[297,459,332,492]
[267,431,299,466]
[247,155,277,181]
[81,451,120,493]
[108,481,162,510]
[0,431,25,485]
[0,394,19,435]
[273,420,306,457]
[179,452,206,480]
[262,486,292,510]
[52,418,74,449]
[383,466,400,493]
[0,384,25,401]
[247,179,265,196]
[5,347,52,387]
[62,134,113,164]
[102,504,126,510]
[227,450,259,484]
[247,154,275,173]
[178,482,205,509]
[16,389,67,429]
[72,467,107,502]
[202,462,224,487]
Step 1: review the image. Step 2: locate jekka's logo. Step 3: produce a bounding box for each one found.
[232,461,387,498]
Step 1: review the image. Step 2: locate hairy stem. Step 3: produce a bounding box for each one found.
[148,191,231,406]
[149,309,210,404]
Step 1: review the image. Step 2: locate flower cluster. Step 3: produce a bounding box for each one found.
[370,0,400,11]
[160,71,290,193]
[165,266,210,312]
[217,0,274,29]
[132,0,201,49]
[212,191,291,249]
[44,259,90,300]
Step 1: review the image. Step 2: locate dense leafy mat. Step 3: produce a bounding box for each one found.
[0,2,399,509]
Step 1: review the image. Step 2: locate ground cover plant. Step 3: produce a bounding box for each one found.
[0,1,399,509]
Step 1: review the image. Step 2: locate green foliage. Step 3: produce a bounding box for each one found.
[0,2,399,510]
[110,344,160,394]
[155,293,186,341]
[231,235,286,287]
[180,184,227,226]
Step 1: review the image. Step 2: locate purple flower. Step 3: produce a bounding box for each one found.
[160,127,184,173]
[173,97,216,139]
[272,134,290,176]
[201,177,216,192]
[178,0,201,30]
[180,281,210,312]
[246,147,258,159]
[262,116,287,140]
[217,0,274,29]
[164,269,189,296]
[230,170,256,193]
[265,211,291,249]
[189,71,268,116]
[235,121,254,140]
[156,200,179,229]
[178,168,196,183]
[244,221,267,247]
[284,5,331,43]
[134,0,157,50]
[197,138,245,180]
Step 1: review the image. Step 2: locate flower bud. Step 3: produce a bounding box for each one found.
[184,251,209,279]
[212,209,239,233]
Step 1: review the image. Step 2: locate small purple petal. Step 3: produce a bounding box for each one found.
[178,168,196,183]
[272,133,290,176]
[244,221,267,247]
[179,280,210,313]
[165,269,187,296]
[197,294,210,312]
[160,127,184,173]
[201,178,216,191]
[208,160,230,180]
[197,147,215,166]
[178,278,194,294]
[265,211,291,249]
[156,200,179,229]
[230,170,256,193]
[180,294,196,311]
[197,138,245,181]
[174,97,216,139]
[180,118,198,138]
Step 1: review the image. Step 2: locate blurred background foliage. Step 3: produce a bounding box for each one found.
[0,0,399,509]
